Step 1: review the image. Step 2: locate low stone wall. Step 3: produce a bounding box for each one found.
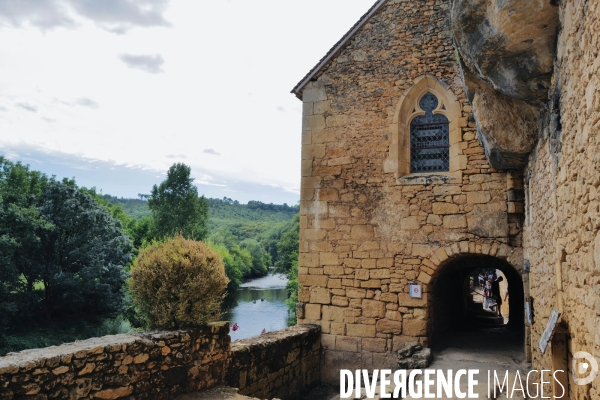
[0,323,230,400]
[226,325,320,400]
[0,324,321,400]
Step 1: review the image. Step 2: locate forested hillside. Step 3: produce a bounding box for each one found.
[104,195,298,269]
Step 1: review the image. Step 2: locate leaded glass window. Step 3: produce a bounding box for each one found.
[410,92,449,173]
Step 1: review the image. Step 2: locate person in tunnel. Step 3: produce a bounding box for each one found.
[491,276,504,318]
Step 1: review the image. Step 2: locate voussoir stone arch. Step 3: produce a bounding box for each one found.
[384,75,464,178]
[409,239,525,287]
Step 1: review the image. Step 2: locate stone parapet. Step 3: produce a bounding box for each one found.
[0,323,231,399]
[0,324,321,400]
[226,325,320,400]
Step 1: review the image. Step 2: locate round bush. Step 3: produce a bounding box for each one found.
[130,234,229,329]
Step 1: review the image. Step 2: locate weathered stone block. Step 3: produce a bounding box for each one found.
[336,336,359,352]
[332,296,349,307]
[443,214,467,228]
[467,191,491,204]
[310,288,332,304]
[432,202,460,214]
[399,293,428,307]
[467,204,509,237]
[320,252,339,265]
[298,275,328,287]
[403,319,427,336]
[362,300,386,318]
[376,319,402,334]
[362,338,388,353]
[346,324,376,338]
[305,304,321,320]
[351,225,374,238]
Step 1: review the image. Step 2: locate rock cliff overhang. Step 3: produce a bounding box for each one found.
[452,0,559,169]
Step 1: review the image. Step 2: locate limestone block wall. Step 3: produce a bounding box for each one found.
[296,0,524,383]
[524,0,600,398]
[0,324,321,400]
[226,325,321,400]
[0,324,230,399]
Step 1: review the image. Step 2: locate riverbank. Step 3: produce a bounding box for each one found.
[221,273,289,341]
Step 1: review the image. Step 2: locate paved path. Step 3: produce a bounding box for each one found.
[304,327,530,400]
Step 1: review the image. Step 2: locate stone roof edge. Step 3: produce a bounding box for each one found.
[290,0,389,99]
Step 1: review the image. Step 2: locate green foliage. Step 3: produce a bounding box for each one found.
[240,239,271,277]
[285,258,299,326]
[148,163,209,241]
[275,214,300,273]
[209,228,253,285]
[102,195,152,219]
[0,157,133,328]
[274,213,300,326]
[130,235,229,329]
[0,317,133,356]
[208,243,244,292]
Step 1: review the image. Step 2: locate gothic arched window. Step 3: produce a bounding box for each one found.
[410,92,449,173]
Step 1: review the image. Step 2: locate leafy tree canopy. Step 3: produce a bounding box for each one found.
[148,163,208,241]
[0,157,133,327]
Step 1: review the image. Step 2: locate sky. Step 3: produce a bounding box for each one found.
[0,0,376,205]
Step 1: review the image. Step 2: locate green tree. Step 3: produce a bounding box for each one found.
[0,158,133,324]
[209,243,243,292]
[36,180,133,320]
[209,228,253,283]
[275,213,300,273]
[273,213,300,325]
[240,238,271,277]
[148,163,208,240]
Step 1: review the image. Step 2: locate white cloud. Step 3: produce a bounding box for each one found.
[0,0,376,203]
[118,53,165,74]
[0,0,171,33]
[17,102,37,112]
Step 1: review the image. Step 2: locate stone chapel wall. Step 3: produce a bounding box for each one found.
[525,0,600,397]
[296,0,524,383]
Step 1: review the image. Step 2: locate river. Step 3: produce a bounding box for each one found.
[221,273,290,341]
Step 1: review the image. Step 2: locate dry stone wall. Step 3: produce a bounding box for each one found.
[0,324,230,400]
[296,0,524,383]
[0,324,321,400]
[226,325,320,400]
[525,0,600,398]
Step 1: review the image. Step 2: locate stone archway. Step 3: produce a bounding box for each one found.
[427,254,525,347]
[406,240,529,359]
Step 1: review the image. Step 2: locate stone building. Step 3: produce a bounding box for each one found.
[292,0,599,397]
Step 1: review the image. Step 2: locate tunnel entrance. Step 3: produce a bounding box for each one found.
[428,255,525,355]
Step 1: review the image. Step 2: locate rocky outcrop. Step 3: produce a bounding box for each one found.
[397,342,432,370]
[452,0,558,103]
[463,67,539,169]
[452,0,559,169]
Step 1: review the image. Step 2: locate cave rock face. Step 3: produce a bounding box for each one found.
[452,0,559,104]
[452,0,558,169]
[463,66,539,169]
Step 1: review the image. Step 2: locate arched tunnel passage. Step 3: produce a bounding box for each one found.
[428,255,525,353]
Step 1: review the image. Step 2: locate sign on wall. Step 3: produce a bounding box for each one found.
[409,283,422,298]
[538,308,561,355]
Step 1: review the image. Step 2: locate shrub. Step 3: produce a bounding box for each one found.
[129,234,229,329]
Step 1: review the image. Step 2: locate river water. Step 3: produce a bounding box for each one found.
[221,273,289,341]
